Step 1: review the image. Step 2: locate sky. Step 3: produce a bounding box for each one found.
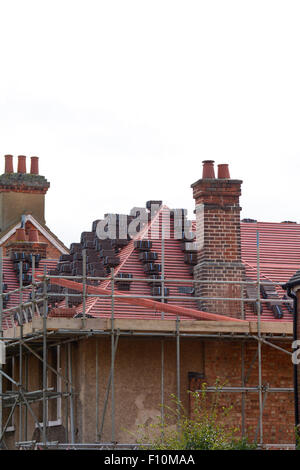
[0,0,299,247]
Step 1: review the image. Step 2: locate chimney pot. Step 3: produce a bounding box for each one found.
[217,164,230,179]
[30,156,39,175]
[4,155,13,174]
[15,228,27,242]
[202,160,215,179]
[28,228,39,242]
[17,155,26,174]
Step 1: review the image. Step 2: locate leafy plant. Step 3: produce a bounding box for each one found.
[134,381,257,450]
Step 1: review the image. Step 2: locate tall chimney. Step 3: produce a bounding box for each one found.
[30,156,39,175]
[4,155,13,174]
[191,162,244,318]
[0,155,50,232]
[17,155,26,174]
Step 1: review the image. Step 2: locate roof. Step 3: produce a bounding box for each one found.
[283,270,300,290]
[74,206,198,321]
[70,211,299,323]
[2,206,300,326]
[241,221,300,321]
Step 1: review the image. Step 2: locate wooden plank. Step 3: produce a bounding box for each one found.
[108,319,251,333]
[23,322,34,336]
[109,318,176,332]
[32,317,107,331]
[250,321,292,335]
[3,318,292,338]
[180,320,250,333]
[3,325,20,339]
[4,323,34,339]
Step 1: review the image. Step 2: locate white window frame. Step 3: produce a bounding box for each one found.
[36,345,62,428]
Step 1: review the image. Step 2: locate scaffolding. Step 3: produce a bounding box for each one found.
[0,231,296,451]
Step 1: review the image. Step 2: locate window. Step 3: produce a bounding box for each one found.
[37,345,62,427]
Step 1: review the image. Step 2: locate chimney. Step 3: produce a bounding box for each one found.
[0,155,50,233]
[191,161,244,318]
[17,155,26,173]
[30,156,39,175]
[4,155,13,173]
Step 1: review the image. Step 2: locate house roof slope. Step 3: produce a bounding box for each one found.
[241,221,300,321]
[75,207,198,321]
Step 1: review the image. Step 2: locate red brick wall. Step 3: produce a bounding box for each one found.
[191,178,244,318]
[192,180,243,264]
[189,340,294,445]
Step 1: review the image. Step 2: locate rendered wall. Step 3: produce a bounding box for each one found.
[0,192,45,231]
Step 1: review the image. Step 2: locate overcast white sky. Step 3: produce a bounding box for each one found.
[0,0,299,246]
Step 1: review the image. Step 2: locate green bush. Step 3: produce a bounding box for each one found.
[134,381,257,450]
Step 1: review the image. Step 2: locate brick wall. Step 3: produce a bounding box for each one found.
[189,340,294,445]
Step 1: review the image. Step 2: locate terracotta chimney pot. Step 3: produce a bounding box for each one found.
[217,164,230,179]
[4,155,13,174]
[30,156,39,175]
[17,155,26,174]
[202,160,215,179]
[28,229,39,242]
[15,228,27,242]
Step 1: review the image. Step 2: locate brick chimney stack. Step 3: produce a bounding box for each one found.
[0,155,50,233]
[191,161,244,318]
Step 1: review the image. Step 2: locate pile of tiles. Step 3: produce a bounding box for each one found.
[10,251,41,286]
